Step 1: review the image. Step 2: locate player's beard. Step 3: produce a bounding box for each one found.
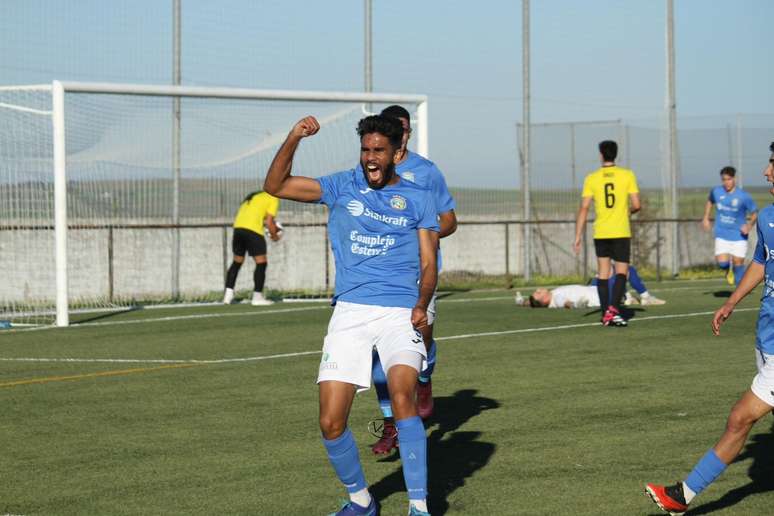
[361,161,396,190]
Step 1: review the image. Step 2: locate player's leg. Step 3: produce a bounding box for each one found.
[416,295,437,420]
[248,233,273,305]
[223,230,247,304]
[627,265,664,305]
[611,259,629,312]
[370,351,397,455]
[387,360,429,515]
[318,304,379,515]
[646,351,774,515]
[715,237,733,284]
[594,239,613,324]
[377,310,429,515]
[730,239,748,287]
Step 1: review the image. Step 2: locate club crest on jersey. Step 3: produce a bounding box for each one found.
[347,200,365,217]
[390,195,407,210]
[401,171,416,183]
[732,198,739,207]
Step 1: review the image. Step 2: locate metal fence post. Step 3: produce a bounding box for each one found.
[656,221,662,282]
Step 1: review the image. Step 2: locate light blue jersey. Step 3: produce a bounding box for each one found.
[753,205,774,354]
[709,185,757,241]
[317,169,440,308]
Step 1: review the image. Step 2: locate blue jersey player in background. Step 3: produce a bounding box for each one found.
[702,166,758,286]
[369,105,458,455]
[646,146,774,515]
[264,114,439,516]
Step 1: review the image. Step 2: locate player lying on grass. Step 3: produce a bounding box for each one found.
[521,265,665,308]
[645,144,774,516]
[264,114,438,516]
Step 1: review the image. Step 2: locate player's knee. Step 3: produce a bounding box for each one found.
[390,389,415,414]
[319,415,346,439]
[725,410,755,436]
[717,260,730,270]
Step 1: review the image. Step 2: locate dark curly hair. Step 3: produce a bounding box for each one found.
[356,115,403,150]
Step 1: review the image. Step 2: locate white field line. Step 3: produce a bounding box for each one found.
[1,280,744,334]
[0,308,758,366]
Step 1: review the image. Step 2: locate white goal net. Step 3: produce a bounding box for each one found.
[0,82,427,327]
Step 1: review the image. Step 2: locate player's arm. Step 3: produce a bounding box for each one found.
[265,214,280,241]
[742,210,758,236]
[629,192,641,214]
[438,210,457,238]
[702,200,714,231]
[412,228,439,330]
[712,261,764,335]
[573,196,592,254]
[263,116,323,202]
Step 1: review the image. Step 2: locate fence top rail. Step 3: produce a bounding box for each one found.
[52,81,428,104]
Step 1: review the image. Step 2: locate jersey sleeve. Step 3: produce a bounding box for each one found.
[628,171,640,194]
[708,188,716,204]
[266,195,280,217]
[428,165,456,213]
[745,192,758,214]
[316,170,350,207]
[581,175,593,198]
[417,191,440,232]
[753,219,766,264]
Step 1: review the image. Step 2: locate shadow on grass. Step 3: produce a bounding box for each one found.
[686,420,774,515]
[712,290,733,298]
[369,389,500,515]
[71,306,140,324]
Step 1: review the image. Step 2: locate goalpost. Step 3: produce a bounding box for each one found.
[0,81,428,327]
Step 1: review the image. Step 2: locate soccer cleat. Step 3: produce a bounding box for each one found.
[370,419,398,455]
[222,288,234,305]
[640,294,666,306]
[610,314,628,327]
[327,497,379,516]
[408,505,430,516]
[645,482,688,515]
[726,267,735,285]
[601,307,616,326]
[624,291,639,306]
[416,380,434,420]
[251,291,274,306]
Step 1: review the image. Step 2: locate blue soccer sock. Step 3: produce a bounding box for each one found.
[418,340,436,384]
[627,265,647,295]
[396,416,428,502]
[717,260,730,271]
[371,351,393,418]
[733,264,745,286]
[683,449,727,500]
[322,428,368,494]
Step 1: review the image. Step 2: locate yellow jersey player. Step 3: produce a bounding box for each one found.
[223,191,281,306]
[573,140,640,326]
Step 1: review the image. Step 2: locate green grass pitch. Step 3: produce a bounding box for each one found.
[1,279,773,515]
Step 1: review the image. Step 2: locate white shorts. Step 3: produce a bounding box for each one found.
[317,301,427,392]
[426,294,437,326]
[751,350,774,407]
[715,238,748,259]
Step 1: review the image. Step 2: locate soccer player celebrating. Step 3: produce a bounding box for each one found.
[370,105,457,455]
[701,166,758,286]
[264,114,439,516]
[573,140,641,327]
[222,190,281,306]
[645,146,774,516]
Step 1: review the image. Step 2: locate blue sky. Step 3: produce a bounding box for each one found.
[1,0,772,188]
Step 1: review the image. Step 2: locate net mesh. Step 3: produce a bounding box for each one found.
[0,86,422,325]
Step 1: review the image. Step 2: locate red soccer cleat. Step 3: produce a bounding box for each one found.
[645,482,689,516]
[417,380,434,420]
[370,418,398,455]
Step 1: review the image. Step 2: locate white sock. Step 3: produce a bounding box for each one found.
[410,499,428,512]
[640,291,651,299]
[350,488,371,508]
[681,482,696,504]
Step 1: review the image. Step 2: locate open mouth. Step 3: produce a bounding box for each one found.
[365,163,382,184]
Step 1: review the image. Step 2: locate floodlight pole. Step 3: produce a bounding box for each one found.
[666,0,679,277]
[364,0,372,95]
[522,0,531,281]
[172,0,182,299]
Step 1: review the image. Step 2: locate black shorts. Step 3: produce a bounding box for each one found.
[232,228,267,257]
[594,237,631,263]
